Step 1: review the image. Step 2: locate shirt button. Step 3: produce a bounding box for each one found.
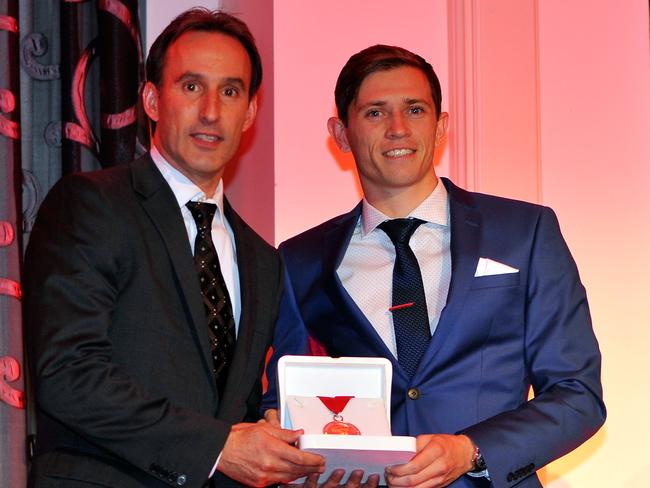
[407,388,420,400]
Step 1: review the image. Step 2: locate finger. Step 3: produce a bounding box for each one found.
[266,426,305,444]
[281,447,326,470]
[248,456,324,487]
[385,446,434,478]
[265,408,281,426]
[342,469,364,487]
[363,473,380,488]
[263,428,327,468]
[262,437,325,472]
[230,422,256,432]
[301,472,321,488]
[385,460,443,488]
[320,469,345,488]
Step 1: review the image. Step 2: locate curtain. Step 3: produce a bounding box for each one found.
[0,0,146,483]
[1,1,25,486]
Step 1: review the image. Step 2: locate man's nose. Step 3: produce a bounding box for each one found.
[199,91,220,124]
[386,112,411,139]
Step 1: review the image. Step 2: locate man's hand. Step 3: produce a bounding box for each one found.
[217,422,325,486]
[261,410,381,488]
[302,469,380,488]
[384,434,474,488]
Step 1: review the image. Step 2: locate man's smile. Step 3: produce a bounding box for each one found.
[383,148,416,158]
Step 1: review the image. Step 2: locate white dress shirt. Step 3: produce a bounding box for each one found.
[337,181,451,358]
[150,145,241,335]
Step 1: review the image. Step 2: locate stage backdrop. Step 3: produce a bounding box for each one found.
[0,0,146,484]
[2,0,648,486]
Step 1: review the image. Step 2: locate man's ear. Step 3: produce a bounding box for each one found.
[142,81,160,122]
[434,112,449,148]
[242,94,258,133]
[327,117,351,152]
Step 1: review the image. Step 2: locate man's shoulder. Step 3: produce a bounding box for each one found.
[280,205,360,254]
[54,154,150,192]
[443,177,549,218]
[38,155,156,222]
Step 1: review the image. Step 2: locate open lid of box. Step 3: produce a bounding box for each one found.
[277,355,393,431]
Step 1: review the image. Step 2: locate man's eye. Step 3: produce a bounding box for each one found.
[223,87,239,97]
[366,109,381,118]
[409,106,424,115]
[185,82,198,92]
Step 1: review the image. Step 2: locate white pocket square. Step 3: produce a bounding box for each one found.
[474,257,519,277]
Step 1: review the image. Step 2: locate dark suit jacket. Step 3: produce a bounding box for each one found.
[24,155,283,488]
[266,178,605,488]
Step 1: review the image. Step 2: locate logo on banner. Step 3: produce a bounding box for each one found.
[0,356,24,409]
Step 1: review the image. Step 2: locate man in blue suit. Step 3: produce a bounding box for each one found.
[266,45,605,487]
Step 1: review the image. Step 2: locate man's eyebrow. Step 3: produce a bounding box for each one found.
[356,100,387,111]
[222,77,246,88]
[174,73,246,89]
[403,97,431,105]
[175,71,205,83]
[356,98,432,111]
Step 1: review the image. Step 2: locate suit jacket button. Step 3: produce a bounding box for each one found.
[176,474,187,486]
[407,388,420,400]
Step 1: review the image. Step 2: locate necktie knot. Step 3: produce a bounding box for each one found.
[186,201,217,231]
[379,218,425,245]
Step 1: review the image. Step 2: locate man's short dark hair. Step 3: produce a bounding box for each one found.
[146,8,262,98]
[334,45,442,125]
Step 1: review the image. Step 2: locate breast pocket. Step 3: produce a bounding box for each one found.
[471,272,520,289]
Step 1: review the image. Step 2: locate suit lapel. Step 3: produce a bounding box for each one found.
[218,200,260,418]
[130,156,215,388]
[415,178,481,377]
[322,203,399,362]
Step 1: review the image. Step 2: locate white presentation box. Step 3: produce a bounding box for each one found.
[277,355,416,484]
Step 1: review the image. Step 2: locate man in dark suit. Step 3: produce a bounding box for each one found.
[266,45,605,487]
[24,9,324,488]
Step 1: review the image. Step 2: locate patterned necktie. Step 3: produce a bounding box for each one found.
[379,218,431,379]
[186,201,236,396]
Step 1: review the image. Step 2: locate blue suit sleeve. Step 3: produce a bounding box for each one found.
[461,207,606,487]
[261,264,309,412]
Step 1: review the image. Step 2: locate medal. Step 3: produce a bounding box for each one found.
[317,395,362,435]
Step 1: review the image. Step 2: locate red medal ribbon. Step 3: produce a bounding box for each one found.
[317,395,354,415]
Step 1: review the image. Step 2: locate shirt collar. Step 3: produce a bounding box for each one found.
[150,144,226,215]
[361,179,449,237]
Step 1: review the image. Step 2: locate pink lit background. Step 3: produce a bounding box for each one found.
[148,1,650,486]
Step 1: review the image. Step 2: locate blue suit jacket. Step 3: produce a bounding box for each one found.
[266,178,605,487]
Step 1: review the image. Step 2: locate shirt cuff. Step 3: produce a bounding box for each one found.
[466,468,490,480]
[209,452,222,478]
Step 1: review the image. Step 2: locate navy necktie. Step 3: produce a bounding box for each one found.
[379,218,431,379]
[186,202,236,396]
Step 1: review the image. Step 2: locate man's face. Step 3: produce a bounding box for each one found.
[329,66,448,205]
[143,30,257,194]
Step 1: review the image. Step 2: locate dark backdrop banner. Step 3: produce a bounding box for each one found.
[1,1,25,487]
[0,0,146,484]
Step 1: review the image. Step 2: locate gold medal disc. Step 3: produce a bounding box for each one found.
[322,420,361,435]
